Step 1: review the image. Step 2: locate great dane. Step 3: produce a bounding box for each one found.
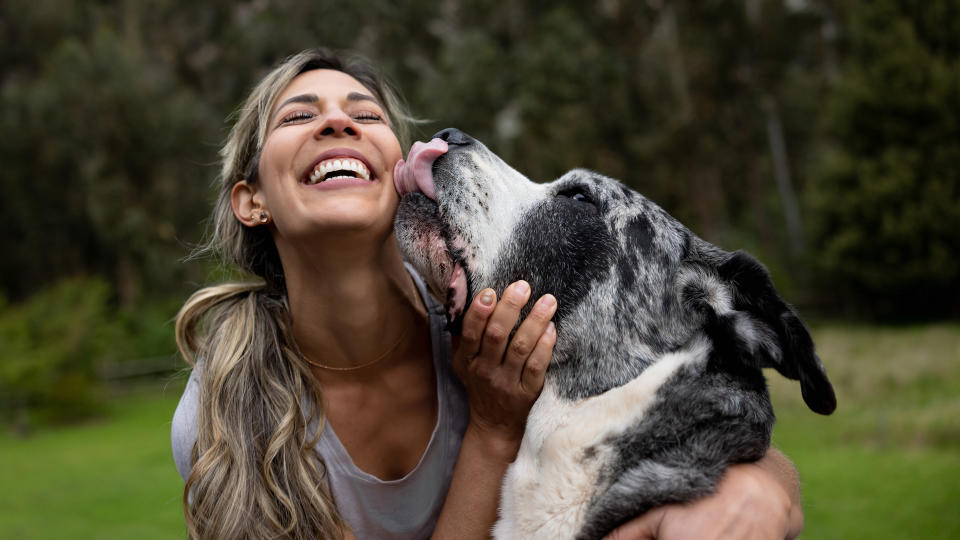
[393,128,835,540]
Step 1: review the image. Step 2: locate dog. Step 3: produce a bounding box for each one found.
[393,128,836,540]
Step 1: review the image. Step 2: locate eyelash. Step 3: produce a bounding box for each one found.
[279,111,315,125]
[353,111,383,123]
[278,110,384,126]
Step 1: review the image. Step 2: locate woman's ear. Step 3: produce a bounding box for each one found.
[231,181,271,226]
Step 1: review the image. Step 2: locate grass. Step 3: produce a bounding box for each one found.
[0,380,189,540]
[769,323,960,539]
[0,324,957,538]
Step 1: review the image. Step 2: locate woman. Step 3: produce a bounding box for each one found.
[172,48,803,539]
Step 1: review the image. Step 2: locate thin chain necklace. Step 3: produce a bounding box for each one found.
[305,320,413,371]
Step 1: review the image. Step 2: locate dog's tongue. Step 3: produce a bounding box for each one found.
[394,138,448,200]
[447,263,468,322]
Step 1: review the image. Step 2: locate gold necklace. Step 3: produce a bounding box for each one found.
[305,321,413,371]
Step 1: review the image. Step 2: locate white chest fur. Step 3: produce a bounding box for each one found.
[492,340,709,539]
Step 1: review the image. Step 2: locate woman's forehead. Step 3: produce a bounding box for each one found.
[274,69,376,110]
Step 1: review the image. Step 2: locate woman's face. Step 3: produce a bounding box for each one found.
[252,69,404,246]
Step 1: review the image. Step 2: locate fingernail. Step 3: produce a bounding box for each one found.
[479,289,495,306]
[547,321,556,335]
[538,294,556,308]
[514,280,530,294]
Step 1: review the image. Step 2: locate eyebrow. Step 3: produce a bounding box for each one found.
[272,91,382,120]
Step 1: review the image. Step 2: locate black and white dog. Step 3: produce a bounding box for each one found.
[394,128,836,540]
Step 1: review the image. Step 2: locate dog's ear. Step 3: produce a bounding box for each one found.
[682,250,836,415]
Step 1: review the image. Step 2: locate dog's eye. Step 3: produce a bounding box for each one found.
[558,188,594,204]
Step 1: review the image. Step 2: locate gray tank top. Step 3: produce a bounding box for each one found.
[171,266,469,539]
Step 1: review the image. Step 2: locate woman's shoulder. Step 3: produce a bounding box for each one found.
[171,367,202,482]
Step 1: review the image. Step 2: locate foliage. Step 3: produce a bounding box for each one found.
[0,0,957,429]
[0,2,217,306]
[806,0,960,319]
[0,277,184,430]
[1,0,837,307]
[0,277,118,429]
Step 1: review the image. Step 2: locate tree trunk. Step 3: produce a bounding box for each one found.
[761,94,804,255]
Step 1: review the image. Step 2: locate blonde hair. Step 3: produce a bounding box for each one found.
[175,49,414,539]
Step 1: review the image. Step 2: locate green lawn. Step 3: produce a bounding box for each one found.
[0,381,189,540]
[769,323,960,539]
[1,324,957,538]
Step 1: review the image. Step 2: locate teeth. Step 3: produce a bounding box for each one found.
[307,157,371,184]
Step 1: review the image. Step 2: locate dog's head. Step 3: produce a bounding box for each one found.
[395,129,835,414]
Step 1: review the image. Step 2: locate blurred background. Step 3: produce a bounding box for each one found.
[0,0,957,538]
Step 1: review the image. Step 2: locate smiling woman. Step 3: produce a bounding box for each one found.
[171,49,558,540]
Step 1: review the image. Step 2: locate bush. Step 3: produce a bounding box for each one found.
[0,277,121,431]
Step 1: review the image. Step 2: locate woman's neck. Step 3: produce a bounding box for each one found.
[281,233,427,371]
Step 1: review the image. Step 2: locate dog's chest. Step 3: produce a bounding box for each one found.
[493,343,708,539]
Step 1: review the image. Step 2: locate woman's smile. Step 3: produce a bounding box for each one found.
[302,147,375,189]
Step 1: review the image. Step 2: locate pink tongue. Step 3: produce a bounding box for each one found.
[448,263,468,321]
[393,138,448,200]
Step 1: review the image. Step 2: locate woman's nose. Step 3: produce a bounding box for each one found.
[314,108,358,138]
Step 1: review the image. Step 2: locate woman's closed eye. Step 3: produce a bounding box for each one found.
[351,110,384,123]
[278,110,316,125]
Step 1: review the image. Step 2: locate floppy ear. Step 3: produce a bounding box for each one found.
[683,250,836,415]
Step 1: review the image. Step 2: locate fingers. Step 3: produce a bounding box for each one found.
[474,281,532,371]
[452,281,558,449]
[507,293,556,388]
[520,321,555,394]
[454,288,498,373]
[456,280,557,395]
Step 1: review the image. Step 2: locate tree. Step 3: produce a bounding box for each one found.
[807,0,960,319]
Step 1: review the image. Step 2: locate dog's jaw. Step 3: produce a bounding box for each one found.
[393,138,473,323]
[394,192,472,325]
[395,133,545,327]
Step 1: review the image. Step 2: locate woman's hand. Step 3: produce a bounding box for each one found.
[451,280,557,457]
[603,452,804,540]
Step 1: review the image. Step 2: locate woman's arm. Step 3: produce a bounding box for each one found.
[432,281,557,538]
[603,448,804,540]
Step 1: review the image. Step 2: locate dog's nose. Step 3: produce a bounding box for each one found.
[432,128,473,146]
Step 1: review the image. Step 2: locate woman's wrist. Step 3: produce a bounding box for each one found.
[464,418,523,462]
[748,448,805,538]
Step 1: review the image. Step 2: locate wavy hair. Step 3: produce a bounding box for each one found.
[175,48,414,539]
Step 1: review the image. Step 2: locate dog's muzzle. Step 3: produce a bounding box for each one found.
[394,129,476,323]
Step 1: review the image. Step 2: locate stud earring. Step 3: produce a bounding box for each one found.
[258,210,269,223]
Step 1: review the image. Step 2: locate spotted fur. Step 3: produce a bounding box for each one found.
[394,129,836,540]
